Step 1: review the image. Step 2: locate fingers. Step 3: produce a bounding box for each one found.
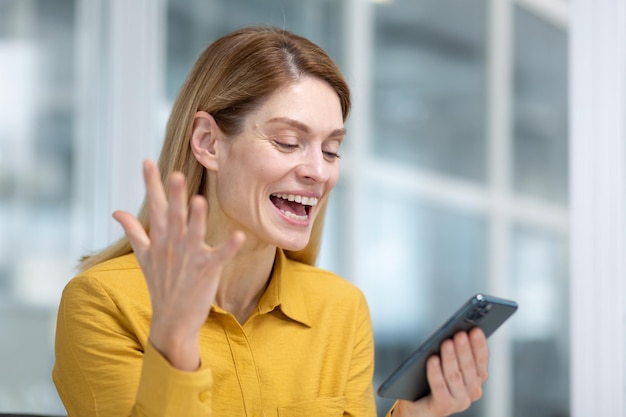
[167,172,188,244]
[187,195,208,245]
[424,330,489,415]
[113,210,150,254]
[187,196,246,261]
[425,354,452,404]
[432,340,473,411]
[126,160,247,265]
[425,353,469,416]
[143,160,168,241]
[144,160,190,249]
[452,332,484,401]
[469,328,489,383]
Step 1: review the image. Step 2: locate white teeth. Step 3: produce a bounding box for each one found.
[272,193,318,207]
[279,209,308,221]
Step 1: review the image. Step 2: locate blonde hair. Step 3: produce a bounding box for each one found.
[79,26,351,271]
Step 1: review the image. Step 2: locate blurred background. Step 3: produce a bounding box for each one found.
[0,0,570,416]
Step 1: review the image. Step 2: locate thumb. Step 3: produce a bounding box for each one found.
[113,210,150,254]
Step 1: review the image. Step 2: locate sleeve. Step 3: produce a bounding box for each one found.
[52,275,214,417]
[344,291,378,417]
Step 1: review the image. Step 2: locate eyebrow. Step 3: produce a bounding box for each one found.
[266,117,347,138]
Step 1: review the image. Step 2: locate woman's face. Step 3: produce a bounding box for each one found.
[208,76,345,251]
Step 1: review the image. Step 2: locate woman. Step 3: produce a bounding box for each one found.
[52,26,488,417]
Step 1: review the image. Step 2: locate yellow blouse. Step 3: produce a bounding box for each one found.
[53,249,391,417]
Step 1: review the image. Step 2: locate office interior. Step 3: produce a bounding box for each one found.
[0,0,621,416]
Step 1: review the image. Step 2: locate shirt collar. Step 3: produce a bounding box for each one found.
[256,248,312,328]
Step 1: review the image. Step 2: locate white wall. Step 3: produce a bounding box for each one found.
[570,0,626,415]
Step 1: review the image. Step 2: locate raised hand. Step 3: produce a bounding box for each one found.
[394,328,489,417]
[113,160,245,371]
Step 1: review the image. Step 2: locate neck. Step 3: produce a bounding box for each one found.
[214,244,277,324]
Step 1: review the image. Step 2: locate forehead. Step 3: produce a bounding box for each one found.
[251,77,344,133]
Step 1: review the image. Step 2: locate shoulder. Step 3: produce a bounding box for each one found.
[290,259,364,297]
[82,252,143,276]
[282,257,369,316]
[61,253,148,306]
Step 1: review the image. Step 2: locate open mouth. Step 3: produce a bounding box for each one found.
[270,193,319,221]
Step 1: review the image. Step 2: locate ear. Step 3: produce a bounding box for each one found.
[190,111,220,171]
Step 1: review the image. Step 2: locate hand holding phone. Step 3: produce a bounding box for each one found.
[377,293,518,401]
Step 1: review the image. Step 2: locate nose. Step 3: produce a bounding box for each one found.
[296,148,331,183]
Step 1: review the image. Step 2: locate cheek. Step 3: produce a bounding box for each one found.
[220,154,281,200]
[327,166,341,190]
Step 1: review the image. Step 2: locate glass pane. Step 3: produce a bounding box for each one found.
[0,0,75,413]
[511,223,569,417]
[372,0,487,182]
[358,185,488,416]
[166,0,344,103]
[513,6,568,204]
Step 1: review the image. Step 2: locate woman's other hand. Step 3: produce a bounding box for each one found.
[113,160,245,371]
[393,328,489,417]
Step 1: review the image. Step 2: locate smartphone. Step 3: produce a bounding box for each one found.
[377,293,518,401]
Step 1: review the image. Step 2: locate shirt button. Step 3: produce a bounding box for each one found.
[198,391,210,402]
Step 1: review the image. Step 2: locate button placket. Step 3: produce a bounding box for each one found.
[224,315,265,416]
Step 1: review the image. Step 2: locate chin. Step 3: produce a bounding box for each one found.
[275,233,311,252]
[279,241,309,252]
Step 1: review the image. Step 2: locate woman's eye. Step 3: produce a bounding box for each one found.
[323,151,341,161]
[273,140,299,151]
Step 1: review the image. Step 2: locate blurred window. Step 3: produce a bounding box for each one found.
[364,1,568,416]
[372,0,487,183]
[513,6,568,204]
[511,223,569,417]
[166,0,345,104]
[511,6,569,416]
[0,1,570,416]
[0,0,76,413]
